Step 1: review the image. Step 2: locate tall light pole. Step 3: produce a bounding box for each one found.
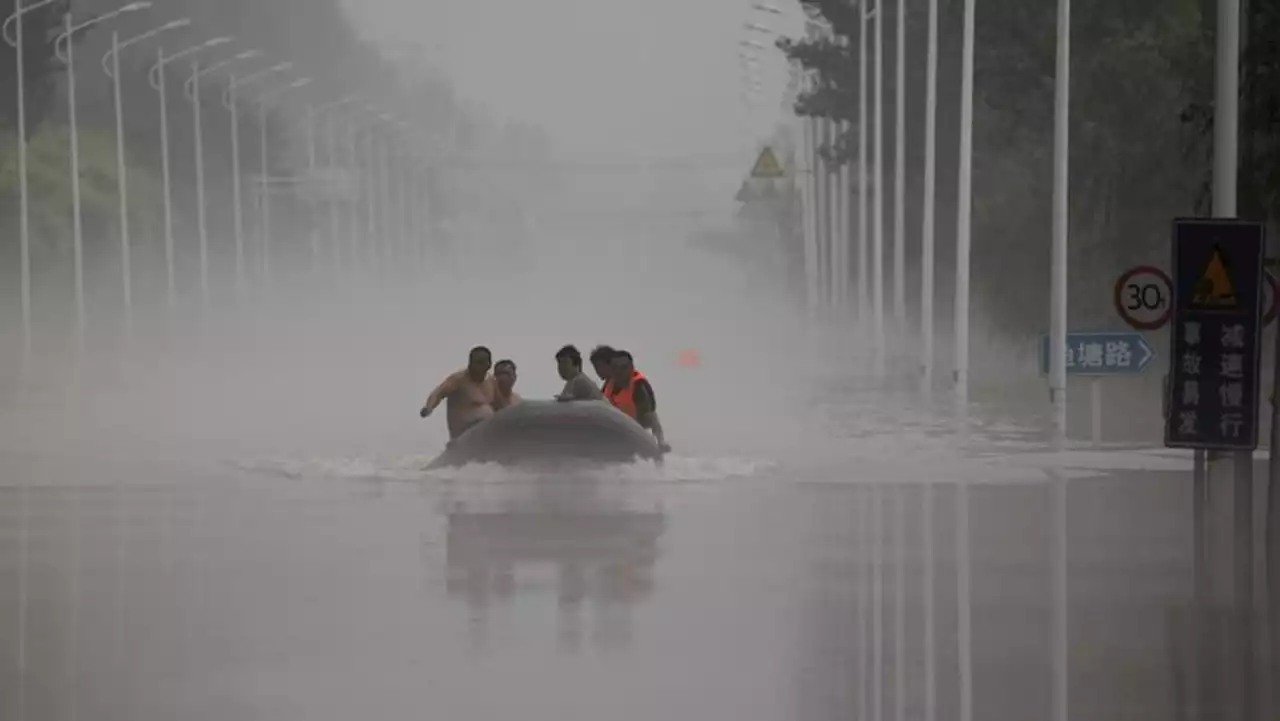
[144,35,233,316]
[893,0,906,335]
[53,2,152,346]
[921,0,939,395]
[312,96,359,278]
[873,0,886,377]
[860,1,870,328]
[3,0,66,372]
[955,0,976,413]
[220,60,292,299]
[101,17,191,322]
[249,77,311,287]
[184,49,261,311]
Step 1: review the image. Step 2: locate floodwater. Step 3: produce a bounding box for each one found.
[0,244,1250,721]
[0,377,1227,721]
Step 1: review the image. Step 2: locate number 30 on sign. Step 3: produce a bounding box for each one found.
[1114,266,1174,330]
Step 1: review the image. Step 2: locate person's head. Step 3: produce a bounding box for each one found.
[555,345,583,381]
[589,345,616,381]
[494,359,517,391]
[467,346,492,380]
[609,349,635,384]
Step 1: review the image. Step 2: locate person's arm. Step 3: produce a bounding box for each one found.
[421,372,461,416]
[632,380,668,448]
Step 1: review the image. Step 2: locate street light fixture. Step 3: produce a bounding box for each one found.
[220,60,292,296]
[101,17,191,319]
[139,36,234,312]
[184,47,259,307]
[248,77,312,284]
[1,0,71,369]
[51,0,152,346]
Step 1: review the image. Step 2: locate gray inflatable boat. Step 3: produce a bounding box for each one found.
[425,399,664,469]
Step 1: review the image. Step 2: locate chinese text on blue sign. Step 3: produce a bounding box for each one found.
[1164,219,1266,450]
[1038,332,1155,376]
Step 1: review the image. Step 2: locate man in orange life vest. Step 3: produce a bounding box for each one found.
[602,349,670,452]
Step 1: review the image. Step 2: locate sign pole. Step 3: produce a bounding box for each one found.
[1090,377,1101,447]
[1211,0,1255,714]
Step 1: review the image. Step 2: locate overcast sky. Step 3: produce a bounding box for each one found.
[347,0,803,164]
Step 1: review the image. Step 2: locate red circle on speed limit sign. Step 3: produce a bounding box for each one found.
[1114,266,1173,330]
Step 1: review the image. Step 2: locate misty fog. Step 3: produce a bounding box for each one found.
[1,1,1276,720]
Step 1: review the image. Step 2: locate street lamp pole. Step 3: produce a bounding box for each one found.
[3,0,64,371]
[102,18,190,322]
[52,1,151,348]
[251,77,310,287]
[312,96,359,279]
[221,61,292,299]
[183,49,260,312]
[146,36,233,314]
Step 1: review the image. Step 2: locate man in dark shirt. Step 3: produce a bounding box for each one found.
[589,345,616,391]
[555,344,603,401]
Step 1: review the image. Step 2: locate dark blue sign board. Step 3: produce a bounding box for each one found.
[1164,218,1267,450]
[1038,332,1155,376]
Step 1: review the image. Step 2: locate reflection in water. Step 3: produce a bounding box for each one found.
[442,476,665,653]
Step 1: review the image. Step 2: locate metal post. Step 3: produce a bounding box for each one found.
[364,129,376,275]
[259,100,271,285]
[922,482,937,721]
[348,126,360,276]
[1212,1,1253,717]
[921,0,938,394]
[12,0,32,374]
[893,0,906,332]
[327,114,341,278]
[894,487,906,721]
[111,31,132,343]
[156,49,176,319]
[66,13,86,357]
[1050,469,1070,721]
[957,481,973,721]
[872,485,884,721]
[815,119,828,309]
[838,120,851,312]
[859,1,869,325]
[829,119,842,312]
[955,0,976,412]
[1050,0,1071,447]
[873,0,886,377]
[379,133,393,276]
[305,105,318,273]
[229,78,246,299]
[803,115,819,318]
[191,61,209,312]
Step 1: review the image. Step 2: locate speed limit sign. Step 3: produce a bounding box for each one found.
[1114,266,1173,330]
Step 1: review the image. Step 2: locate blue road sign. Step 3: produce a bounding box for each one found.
[1038,331,1156,376]
[1164,218,1267,451]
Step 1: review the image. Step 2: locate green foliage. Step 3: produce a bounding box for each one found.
[0,123,163,258]
[778,0,1222,335]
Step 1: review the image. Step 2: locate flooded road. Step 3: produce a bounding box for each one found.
[0,439,1212,721]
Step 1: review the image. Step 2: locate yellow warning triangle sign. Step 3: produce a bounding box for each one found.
[1190,246,1239,308]
[750,146,785,179]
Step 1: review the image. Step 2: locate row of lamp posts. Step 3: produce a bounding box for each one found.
[4,0,429,373]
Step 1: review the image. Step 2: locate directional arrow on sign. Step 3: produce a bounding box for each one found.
[1038,331,1156,376]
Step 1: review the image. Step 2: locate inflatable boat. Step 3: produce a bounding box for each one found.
[425,399,665,469]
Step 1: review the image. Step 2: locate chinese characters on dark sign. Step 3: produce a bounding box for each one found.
[1164,219,1266,450]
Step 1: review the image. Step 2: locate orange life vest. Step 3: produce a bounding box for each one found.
[604,370,646,419]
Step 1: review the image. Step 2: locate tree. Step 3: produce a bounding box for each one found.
[778,0,1213,338]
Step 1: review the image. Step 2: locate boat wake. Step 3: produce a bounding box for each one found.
[227,453,774,486]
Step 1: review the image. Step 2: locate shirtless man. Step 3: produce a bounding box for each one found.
[492,359,523,411]
[419,346,497,440]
